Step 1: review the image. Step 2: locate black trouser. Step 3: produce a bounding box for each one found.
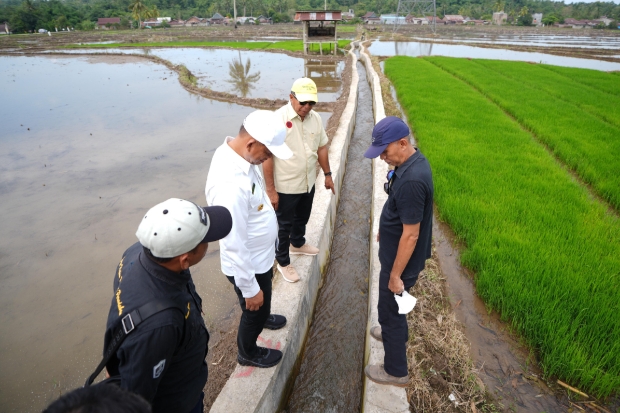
[275,185,315,267]
[377,268,419,377]
[227,269,273,358]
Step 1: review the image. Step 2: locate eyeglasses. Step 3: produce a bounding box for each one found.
[292,92,316,107]
[383,169,395,194]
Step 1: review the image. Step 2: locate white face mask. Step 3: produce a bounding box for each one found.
[394,291,417,314]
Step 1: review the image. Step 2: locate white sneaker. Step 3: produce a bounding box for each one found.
[289,244,319,256]
[277,264,300,283]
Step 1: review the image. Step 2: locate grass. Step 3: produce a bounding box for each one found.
[538,64,620,97]
[472,59,620,130]
[65,39,351,53]
[385,56,620,398]
[425,57,620,211]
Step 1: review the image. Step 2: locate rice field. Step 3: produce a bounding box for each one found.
[426,56,620,211]
[539,64,620,97]
[384,56,620,398]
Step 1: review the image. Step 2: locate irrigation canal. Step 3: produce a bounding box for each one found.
[282,54,374,412]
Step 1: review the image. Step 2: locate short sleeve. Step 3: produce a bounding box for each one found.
[394,180,428,225]
[317,116,328,147]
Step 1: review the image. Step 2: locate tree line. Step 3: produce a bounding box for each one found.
[1,0,618,33]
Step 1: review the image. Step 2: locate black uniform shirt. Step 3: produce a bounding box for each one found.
[104,242,209,413]
[379,149,434,280]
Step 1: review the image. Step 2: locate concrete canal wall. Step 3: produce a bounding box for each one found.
[359,43,410,413]
[209,43,360,413]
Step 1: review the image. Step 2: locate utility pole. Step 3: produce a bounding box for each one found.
[394,0,436,33]
[234,0,237,28]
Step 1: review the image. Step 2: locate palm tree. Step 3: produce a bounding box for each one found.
[130,0,148,28]
[227,51,261,98]
[519,6,529,17]
[493,0,504,12]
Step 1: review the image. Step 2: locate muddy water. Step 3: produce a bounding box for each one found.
[411,34,620,49]
[433,220,571,412]
[0,54,254,412]
[45,48,345,101]
[368,40,620,71]
[283,58,373,412]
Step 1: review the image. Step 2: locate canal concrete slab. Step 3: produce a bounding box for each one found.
[210,44,360,413]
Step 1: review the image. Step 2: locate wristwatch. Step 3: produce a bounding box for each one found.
[324,171,332,177]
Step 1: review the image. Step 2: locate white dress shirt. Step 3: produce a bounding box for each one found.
[205,137,278,298]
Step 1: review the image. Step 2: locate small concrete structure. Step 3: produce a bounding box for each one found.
[295,10,342,55]
[492,11,507,25]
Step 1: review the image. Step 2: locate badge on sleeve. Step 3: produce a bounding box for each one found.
[153,359,166,379]
[258,204,264,211]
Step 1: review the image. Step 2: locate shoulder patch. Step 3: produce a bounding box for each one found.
[153,359,166,379]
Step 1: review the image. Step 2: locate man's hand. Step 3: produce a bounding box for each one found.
[266,188,279,210]
[245,289,264,311]
[325,175,335,194]
[376,231,380,242]
[388,276,404,295]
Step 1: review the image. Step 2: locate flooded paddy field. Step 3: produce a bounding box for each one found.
[0,53,333,412]
[369,40,620,71]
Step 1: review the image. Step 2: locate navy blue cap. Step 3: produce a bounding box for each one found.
[364,116,410,159]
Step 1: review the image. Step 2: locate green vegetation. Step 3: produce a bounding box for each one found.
[471,59,620,129]
[385,56,620,398]
[66,39,350,52]
[1,0,619,34]
[426,57,620,210]
[539,65,620,98]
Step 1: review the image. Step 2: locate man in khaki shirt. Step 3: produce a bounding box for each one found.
[263,78,335,283]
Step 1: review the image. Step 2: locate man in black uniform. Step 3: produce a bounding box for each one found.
[363,117,434,387]
[102,198,232,413]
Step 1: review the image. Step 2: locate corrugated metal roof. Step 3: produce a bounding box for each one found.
[295,11,342,21]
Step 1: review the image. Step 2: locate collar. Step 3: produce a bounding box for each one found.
[139,247,191,291]
[285,102,302,121]
[223,136,251,176]
[394,148,420,178]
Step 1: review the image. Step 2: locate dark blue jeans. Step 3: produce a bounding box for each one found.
[275,186,315,267]
[377,268,419,377]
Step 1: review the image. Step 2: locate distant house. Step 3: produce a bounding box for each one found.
[492,11,507,25]
[564,18,588,28]
[426,16,445,24]
[380,14,406,24]
[532,13,543,26]
[169,19,185,27]
[211,13,225,24]
[257,15,273,24]
[185,16,202,26]
[444,14,464,24]
[142,17,159,27]
[0,22,9,34]
[342,9,355,21]
[97,17,121,29]
[406,15,426,24]
[598,16,613,25]
[236,16,256,24]
[362,12,381,24]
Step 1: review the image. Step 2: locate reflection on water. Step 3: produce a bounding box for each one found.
[227,51,261,98]
[0,54,253,412]
[304,59,342,94]
[369,40,620,71]
[43,48,346,101]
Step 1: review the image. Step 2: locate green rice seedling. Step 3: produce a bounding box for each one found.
[385,56,620,398]
[426,57,620,211]
[472,59,620,129]
[265,39,351,52]
[539,64,620,97]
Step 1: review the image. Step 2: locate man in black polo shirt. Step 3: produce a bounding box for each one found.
[102,198,232,413]
[363,117,434,387]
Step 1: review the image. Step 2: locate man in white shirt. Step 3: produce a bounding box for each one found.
[263,78,335,283]
[205,110,293,368]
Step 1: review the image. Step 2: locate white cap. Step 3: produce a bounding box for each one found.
[243,110,293,160]
[136,198,232,258]
[394,291,417,314]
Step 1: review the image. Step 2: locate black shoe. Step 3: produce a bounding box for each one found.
[263,314,287,330]
[237,346,282,368]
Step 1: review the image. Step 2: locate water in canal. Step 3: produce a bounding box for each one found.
[368,40,620,71]
[283,57,374,412]
[0,53,329,412]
